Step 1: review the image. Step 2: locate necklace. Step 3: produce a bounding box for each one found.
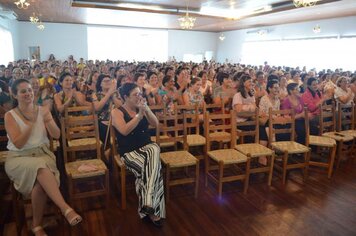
[17,106,38,122]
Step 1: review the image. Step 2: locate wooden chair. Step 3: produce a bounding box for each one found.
[149,105,176,149]
[305,108,337,179]
[156,112,199,200]
[204,110,250,197]
[109,120,131,210]
[60,106,109,208]
[320,103,353,169]
[268,108,310,185]
[234,109,275,187]
[175,104,206,160]
[336,102,355,165]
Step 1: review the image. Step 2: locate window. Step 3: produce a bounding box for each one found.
[87,26,168,62]
[0,26,14,65]
[241,37,356,71]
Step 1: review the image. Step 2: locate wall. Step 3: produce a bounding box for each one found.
[16,22,88,61]
[13,22,218,62]
[168,30,218,61]
[0,17,19,63]
[217,16,356,63]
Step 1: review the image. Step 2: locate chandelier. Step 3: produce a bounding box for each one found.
[178,12,196,30]
[293,0,319,7]
[219,33,225,41]
[178,1,196,30]
[313,25,321,33]
[14,0,30,9]
[29,13,39,24]
[37,21,45,30]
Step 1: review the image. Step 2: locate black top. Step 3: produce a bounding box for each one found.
[115,106,151,156]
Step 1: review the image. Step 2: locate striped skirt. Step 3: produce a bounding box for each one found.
[122,142,166,218]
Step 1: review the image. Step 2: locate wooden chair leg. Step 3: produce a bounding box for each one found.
[336,141,342,169]
[68,176,74,207]
[268,153,275,186]
[204,153,209,187]
[166,165,170,201]
[105,170,110,209]
[12,186,26,236]
[282,152,288,185]
[328,144,337,179]
[218,161,224,198]
[303,152,310,181]
[243,158,251,194]
[194,160,199,199]
[120,167,126,210]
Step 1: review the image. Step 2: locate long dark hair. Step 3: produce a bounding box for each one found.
[238,75,253,98]
[307,77,321,98]
[96,74,111,92]
[11,78,30,107]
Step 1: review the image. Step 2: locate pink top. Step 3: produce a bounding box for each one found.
[281,96,304,115]
[301,88,321,115]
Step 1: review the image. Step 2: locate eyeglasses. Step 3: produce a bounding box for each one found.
[102,79,112,83]
[131,92,143,98]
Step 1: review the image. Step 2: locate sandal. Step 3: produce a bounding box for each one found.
[63,208,82,226]
[32,226,48,236]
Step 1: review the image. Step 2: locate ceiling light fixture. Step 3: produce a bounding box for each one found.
[178,1,196,30]
[219,33,226,41]
[293,0,319,8]
[313,24,321,33]
[14,0,30,9]
[37,21,45,30]
[29,12,39,24]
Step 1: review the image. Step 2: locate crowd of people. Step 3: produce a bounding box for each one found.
[1,54,355,234]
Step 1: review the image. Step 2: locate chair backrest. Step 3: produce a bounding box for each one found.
[0,110,8,149]
[203,101,225,115]
[155,112,187,150]
[236,108,259,144]
[175,103,200,115]
[60,105,101,163]
[204,110,236,151]
[337,102,355,131]
[149,104,166,116]
[319,102,336,134]
[64,105,93,118]
[268,108,295,145]
[304,107,311,146]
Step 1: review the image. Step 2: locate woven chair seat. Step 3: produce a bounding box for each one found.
[68,138,101,147]
[322,132,354,142]
[338,130,356,138]
[0,151,10,164]
[178,134,206,146]
[271,141,309,154]
[160,150,198,168]
[65,159,107,179]
[151,135,175,148]
[207,149,247,164]
[309,135,336,147]
[235,143,274,157]
[209,131,231,142]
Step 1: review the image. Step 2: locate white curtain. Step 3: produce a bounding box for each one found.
[0,26,14,65]
[241,37,356,71]
[87,26,168,62]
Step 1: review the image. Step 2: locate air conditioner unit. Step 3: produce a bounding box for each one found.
[0,10,18,20]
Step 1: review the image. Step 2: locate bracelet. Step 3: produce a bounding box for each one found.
[135,114,142,120]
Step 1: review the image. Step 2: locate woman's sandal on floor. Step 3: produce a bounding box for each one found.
[63,208,82,226]
[32,226,48,236]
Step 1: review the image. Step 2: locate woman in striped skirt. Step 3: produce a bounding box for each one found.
[112,83,165,227]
